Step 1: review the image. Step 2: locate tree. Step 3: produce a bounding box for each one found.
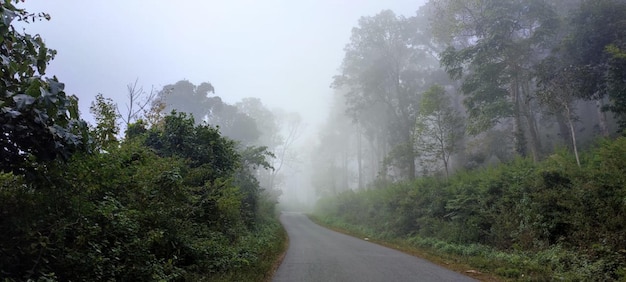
[414,85,464,177]
[144,111,238,178]
[236,145,274,225]
[561,0,626,133]
[207,97,260,144]
[311,94,356,195]
[142,93,167,130]
[536,58,588,166]
[606,43,626,130]
[266,110,303,191]
[435,0,559,161]
[0,2,88,175]
[236,97,279,147]
[90,93,119,149]
[117,78,157,129]
[156,80,215,124]
[334,10,442,180]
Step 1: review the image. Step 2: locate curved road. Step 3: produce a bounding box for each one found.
[273,212,477,282]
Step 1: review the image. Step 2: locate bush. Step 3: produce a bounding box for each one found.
[314,137,626,280]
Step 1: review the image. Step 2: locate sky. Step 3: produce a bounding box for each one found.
[18,0,428,130]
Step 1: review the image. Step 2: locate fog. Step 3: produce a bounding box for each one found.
[19,0,423,127]
[5,1,626,279]
[19,0,427,209]
[19,0,618,212]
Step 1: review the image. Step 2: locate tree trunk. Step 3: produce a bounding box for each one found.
[512,80,527,157]
[522,81,541,162]
[555,113,572,149]
[596,99,609,137]
[404,127,416,180]
[408,149,416,180]
[441,140,449,178]
[342,138,349,190]
[357,123,363,189]
[376,134,387,182]
[565,104,581,167]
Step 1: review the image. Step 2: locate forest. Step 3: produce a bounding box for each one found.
[2,0,626,281]
[312,0,626,280]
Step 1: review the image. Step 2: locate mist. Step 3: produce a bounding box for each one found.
[4,0,626,280]
[16,0,427,210]
[17,0,625,213]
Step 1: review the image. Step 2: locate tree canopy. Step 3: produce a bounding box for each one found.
[1,2,89,176]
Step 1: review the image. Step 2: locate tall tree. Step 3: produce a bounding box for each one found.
[334,10,442,180]
[560,0,626,132]
[536,57,591,167]
[236,97,279,148]
[414,85,464,177]
[311,91,357,195]
[435,0,559,161]
[266,110,303,191]
[606,43,626,130]
[206,97,260,144]
[156,80,215,124]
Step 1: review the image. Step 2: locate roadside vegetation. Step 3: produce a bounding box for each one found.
[313,1,626,280]
[0,2,285,281]
[314,137,626,281]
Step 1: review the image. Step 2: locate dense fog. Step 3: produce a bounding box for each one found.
[13,0,625,212]
[3,0,626,280]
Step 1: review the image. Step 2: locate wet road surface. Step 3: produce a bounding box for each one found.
[273,212,477,282]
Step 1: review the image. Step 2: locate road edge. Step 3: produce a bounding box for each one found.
[307,214,503,282]
[265,213,290,282]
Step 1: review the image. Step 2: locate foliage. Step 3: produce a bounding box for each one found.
[144,111,238,177]
[157,80,215,124]
[90,93,120,149]
[435,0,558,160]
[0,6,284,276]
[606,43,626,130]
[333,9,446,180]
[315,137,626,280]
[208,98,261,145]
[414,85,465,177]
[0,112,284,281]
[0,3,285,281]
[0,2,89,176]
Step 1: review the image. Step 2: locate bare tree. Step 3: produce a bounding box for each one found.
[117,78,158,129]
[268,111,305,190]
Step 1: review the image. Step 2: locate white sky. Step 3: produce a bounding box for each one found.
[18,0,427,129]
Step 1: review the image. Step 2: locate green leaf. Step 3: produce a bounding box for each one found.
[25,78,42,97]
[37,44,48,74]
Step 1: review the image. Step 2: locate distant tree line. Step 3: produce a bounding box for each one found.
[313,0,626,280]
[312,0,626,194]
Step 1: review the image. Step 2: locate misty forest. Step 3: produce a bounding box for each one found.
[2,0,626,281]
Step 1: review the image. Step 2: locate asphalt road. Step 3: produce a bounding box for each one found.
[273,212,477,282]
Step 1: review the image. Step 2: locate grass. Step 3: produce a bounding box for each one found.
[308,215,615,281]
[204,217,289,282]
[308,215,503,281]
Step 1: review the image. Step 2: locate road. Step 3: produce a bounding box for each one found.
[273,212,477,282]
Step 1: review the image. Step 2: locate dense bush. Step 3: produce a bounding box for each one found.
[0,114,283,281]
[315,137,626,280]
[0,3,283,279]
